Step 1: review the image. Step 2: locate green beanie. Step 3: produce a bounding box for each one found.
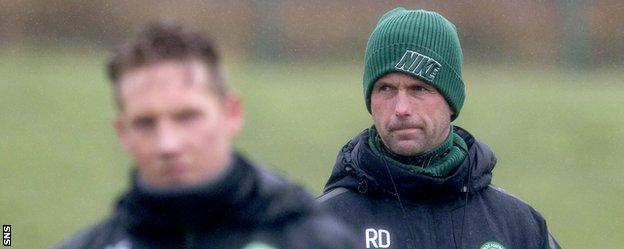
[363,7,465,121]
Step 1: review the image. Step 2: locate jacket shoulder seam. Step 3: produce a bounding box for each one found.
[317,187,350,203]
[487,184,530,205]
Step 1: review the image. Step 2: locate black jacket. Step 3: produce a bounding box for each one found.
[319,127,561,249]
[57,153,357,249]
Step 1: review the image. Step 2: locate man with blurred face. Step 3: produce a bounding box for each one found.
[116,58,237,188]
[319,7,561,249]
[56,22,357,249]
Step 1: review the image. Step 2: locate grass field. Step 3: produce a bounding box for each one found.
[1,49,623,248]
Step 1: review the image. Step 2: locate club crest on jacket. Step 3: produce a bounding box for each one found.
[480,241,505,249]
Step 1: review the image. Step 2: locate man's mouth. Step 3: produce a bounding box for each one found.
[389,126,423,138]
[392,127,419,133]
[161,161,188,176]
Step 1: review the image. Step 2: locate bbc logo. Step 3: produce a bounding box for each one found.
[2,225,10,247]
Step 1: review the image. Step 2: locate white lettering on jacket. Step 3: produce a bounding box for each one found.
[365,228,390,248]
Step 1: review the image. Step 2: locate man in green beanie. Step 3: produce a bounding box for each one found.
[319,7,561,249]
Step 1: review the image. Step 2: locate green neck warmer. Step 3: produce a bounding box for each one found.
[368,126,468,177]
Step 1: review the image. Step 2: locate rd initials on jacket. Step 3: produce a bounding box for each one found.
[365,228,391,248]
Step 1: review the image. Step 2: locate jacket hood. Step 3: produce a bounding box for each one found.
[323,126,496,202]
[117,153,317,234]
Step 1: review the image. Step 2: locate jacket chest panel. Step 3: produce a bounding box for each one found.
[343,197,453,249]
[125,228,255,249]
[341,194,520,249]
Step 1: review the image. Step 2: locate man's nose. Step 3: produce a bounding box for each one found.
[155,121,182,157]
[394,91,411,117]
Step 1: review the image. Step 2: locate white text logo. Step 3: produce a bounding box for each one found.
[365,228,390,248]
[394,50,442,82]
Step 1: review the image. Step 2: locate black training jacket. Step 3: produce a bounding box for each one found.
[56,153,357,249]
[319,127,561,249]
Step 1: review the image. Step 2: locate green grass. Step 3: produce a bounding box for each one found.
[1,49,623,248]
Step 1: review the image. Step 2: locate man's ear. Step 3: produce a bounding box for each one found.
[114,115,130,151]
[449,104,455,119]
[225,92,244,137]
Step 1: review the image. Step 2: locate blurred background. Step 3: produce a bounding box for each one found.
[1,0,623,248]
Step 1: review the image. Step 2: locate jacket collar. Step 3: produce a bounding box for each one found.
[324,126,496,203]
[116,153,315,234]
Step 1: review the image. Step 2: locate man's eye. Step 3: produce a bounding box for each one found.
[378,85,392,92]
[174,110,200,123]
[132,117,155,129]
[412,85,430,92]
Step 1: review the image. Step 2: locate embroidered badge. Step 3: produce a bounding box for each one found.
[242,241,277,249]
[480,241,505,249]
[104,239,131,249]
